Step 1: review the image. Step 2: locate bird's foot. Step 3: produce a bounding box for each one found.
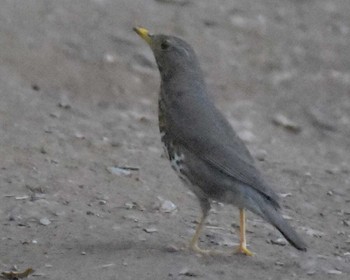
[189,241,254,256]
[190,243,226,256]
[191,243,212,255]
[234,244,254,256]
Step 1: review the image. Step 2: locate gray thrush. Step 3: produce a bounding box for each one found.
[134,27,307,255]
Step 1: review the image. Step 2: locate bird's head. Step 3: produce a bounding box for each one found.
[133,27,201,80]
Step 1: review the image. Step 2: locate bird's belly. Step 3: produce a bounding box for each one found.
[160,134,186,178]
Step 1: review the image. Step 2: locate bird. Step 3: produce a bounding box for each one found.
[133,27,307,256]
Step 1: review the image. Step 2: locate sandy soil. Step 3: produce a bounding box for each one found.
[0,0,350,279]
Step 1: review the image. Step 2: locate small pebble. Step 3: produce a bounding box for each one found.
[39,217,51,226]
[15,195,30,200]
[166,244,180,253]
[160,200,177,213]
[279,193,292,198]
[272,113,301,133]
[58,95,71,109]
[238,130,256,143]
[271,238,287,246]
[143,227,158,233]
[74,132,85,139]
[99,200,107,205]
[327,191,333,196]
[179,267,197,277]
[49,112,60,118]
[327,269,342,275]
[100,263,115,268]
[255,150,267,161]
[282,215,293,220]
[40,146,47,154]
[124,202,136,209]
[107,166,131,177]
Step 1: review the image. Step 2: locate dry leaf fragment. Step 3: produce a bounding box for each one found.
[1,268,34,279]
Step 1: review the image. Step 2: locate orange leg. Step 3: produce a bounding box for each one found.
[190,212,227,255]
[235,208,254,256]
[190,212,209,254]
[190,208,254,256]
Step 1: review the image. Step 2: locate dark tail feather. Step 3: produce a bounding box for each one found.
[261,203,307,251]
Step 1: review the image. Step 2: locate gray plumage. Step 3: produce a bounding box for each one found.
[146,33,306,251]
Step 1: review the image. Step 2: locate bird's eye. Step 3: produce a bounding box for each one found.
[161,40,170,50]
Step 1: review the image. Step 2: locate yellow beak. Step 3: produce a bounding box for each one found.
[133,26,152,45]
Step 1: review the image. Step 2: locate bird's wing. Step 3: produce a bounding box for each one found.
[203,144,279,202]
[194,139,279,206]
[167,97,280,206]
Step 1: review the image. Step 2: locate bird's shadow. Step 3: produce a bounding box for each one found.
[60,238,188,257]
[59,238,267,265]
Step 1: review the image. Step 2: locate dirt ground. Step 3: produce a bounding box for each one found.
[0,0,350,279]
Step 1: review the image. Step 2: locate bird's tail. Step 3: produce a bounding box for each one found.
[259,201,307,251]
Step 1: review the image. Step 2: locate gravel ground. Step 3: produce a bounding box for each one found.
[0,0,350,279]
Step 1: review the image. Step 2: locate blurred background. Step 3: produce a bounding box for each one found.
[0,0,349,279]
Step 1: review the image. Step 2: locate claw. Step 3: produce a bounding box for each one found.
[190,243,214,255]
[191,242,232,256]
[235,244,254,256]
